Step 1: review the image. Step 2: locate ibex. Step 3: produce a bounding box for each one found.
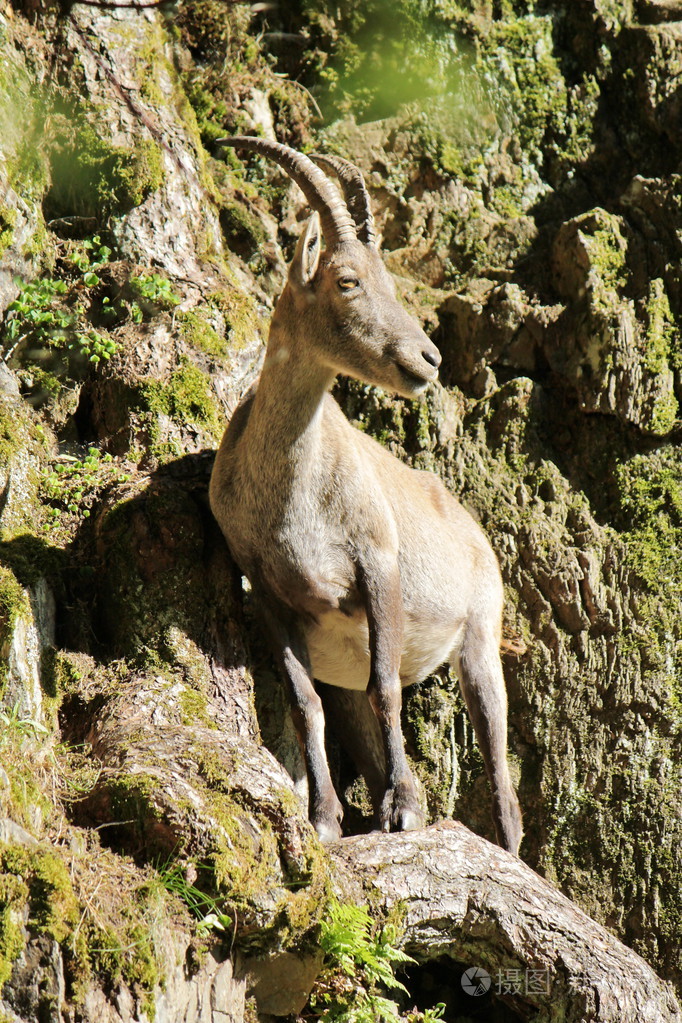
[209,137,522,854]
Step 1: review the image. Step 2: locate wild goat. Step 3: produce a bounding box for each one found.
[209,137,522,854]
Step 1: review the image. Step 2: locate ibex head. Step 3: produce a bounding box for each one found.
[218,137,441,398]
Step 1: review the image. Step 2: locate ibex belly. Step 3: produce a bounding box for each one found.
[305,607,462,691]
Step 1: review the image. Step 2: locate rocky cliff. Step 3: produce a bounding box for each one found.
[0,1,680,1021]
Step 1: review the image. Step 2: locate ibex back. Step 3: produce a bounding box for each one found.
[209,137,522,853]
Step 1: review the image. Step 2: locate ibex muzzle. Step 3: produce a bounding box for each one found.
[210,137,522,853]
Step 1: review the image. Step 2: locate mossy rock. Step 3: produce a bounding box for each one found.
[176,309,229,360]
[0,206,17,258]
[45,109,165,222]
[0,566,29,668]
[550,209,679,435]
[91,474,218,660]
[219,201,268,259]
[64,666,332,953]
[137,363,221,439]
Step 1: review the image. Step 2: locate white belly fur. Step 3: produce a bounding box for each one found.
[305,608,463,691]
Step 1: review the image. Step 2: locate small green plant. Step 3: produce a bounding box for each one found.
[0,702,49,744]
[69,327,118,365]
[69,234,113,275]
[1,240,185,396]
[2,271,119,366]
[405,1006,445,1023]
[157,863,232,935]
[2,277,74,355]
[129,272,179,322]
[308,900,444,1023]
[42,447,130,524]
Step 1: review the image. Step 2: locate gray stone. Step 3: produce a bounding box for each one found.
[243,950,324,1017]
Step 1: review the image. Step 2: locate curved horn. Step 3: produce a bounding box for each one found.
[216,136,357,247]
[312,154,376,246]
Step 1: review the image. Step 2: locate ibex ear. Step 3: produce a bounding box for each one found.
[290,212,321,289]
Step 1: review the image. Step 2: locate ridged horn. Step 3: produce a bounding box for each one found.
[312,153,376,246]
[216,136,357,247]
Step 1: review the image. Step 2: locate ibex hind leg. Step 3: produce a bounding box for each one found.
[319,686,385,809]
[455,622,523,855]
[319,685,424,833]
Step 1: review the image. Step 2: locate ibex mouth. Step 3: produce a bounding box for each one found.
[396,363,435,393]
[394,341,441,394]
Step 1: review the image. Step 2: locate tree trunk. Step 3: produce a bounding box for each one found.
[332,822,681,1023]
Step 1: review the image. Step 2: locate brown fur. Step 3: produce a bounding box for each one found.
[210,202,522,853]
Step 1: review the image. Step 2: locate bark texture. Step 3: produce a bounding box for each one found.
[331,821,682,1023]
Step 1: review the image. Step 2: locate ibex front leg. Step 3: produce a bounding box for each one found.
[261,600,344,844]
[359,555,423,833]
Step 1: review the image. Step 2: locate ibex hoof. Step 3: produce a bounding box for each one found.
[495,789,523,856]
[314,819,343,844]
[312,798,344,844]
[396,808,423,832]
[378,788,424,833]
[380,808,423,833]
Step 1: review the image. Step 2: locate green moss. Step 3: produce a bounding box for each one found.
[0,406,22,466]
[138,29,167,108]
[46,112,165,220]
[335,379,409,449]
[0,566,29,675]
[111,136,165,209]
[20,366,62,404]
[0,532,64,596]
[22,211,50,263]
[615,451,682,706]
[0,859,28,987]
[183,79,229,146]
[179,686,215,728]
[649,392,678,436]
[0,845,78,978]
[578,212,629,297]
[186,746,331,948]
[107,773,162,825]
[30,851,80,943]
[591,228,627,292]
[642,279,679,433]
[181,750,283,911]
[404,117,466,179]
[0,726,54,829]
[176,309,228,359]
[138,363,221,437]
[0,905,25,988]
[90,921,160,1015]
[62,856,171,1013]
[645,279,677,374]
[209,799,278,897]
[219,201,267,257]
[0,52,50,201]
[208,282,262,351]
[0,205,17,256]
[482,15,566,160]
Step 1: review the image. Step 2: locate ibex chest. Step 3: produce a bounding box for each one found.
[228,483,361,617]
[210,393,387,618]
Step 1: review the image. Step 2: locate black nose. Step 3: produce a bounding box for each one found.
[422,347,442,370]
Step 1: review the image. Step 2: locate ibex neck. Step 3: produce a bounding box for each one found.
[248,314,335,459]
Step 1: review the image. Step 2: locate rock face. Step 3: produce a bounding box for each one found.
[0,0,680,1020]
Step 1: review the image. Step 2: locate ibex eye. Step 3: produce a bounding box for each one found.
[338,277,359,291]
